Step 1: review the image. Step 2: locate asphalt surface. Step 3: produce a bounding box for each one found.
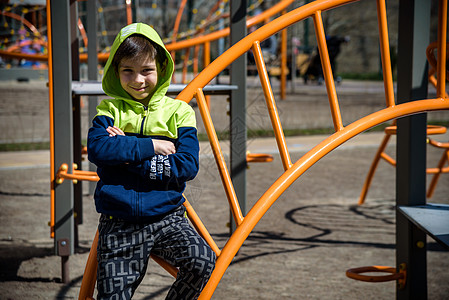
[0,78,448,299]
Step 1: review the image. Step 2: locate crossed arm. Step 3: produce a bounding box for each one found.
[88,116,199,183]
[106,125,176,155]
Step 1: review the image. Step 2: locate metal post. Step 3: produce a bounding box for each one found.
[70,0,82,248]
[87,0,98,195]
[50,0,74,283]
[229,0,247,234]
[396,0,430,298]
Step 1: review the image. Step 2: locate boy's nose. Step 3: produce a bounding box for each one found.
[134,73,145,83]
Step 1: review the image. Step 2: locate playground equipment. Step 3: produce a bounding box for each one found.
[358,41,449,205]
[0,6,48,69]
[358,121,449,205]
[40,0,448,298]
[1,0,294,98]
[73,0,449,299]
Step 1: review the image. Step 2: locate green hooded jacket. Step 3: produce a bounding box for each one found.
[87,23,200,219]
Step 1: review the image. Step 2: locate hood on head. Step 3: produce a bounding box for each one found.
[102,23,174,103]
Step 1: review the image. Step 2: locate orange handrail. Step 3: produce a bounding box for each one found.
[56,164,99,184]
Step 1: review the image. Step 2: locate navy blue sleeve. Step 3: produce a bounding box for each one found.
[87,115,155,166]
[126,127,199,183]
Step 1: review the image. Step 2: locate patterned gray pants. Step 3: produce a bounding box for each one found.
[96,207,216,300]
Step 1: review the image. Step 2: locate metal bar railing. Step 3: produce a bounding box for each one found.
[376,0,396,107]
[194,88,244,226]
[437,0,447,98]
[313,10,343,131]
[252,40,292,170]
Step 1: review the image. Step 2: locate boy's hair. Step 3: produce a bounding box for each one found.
[112,34,167,72]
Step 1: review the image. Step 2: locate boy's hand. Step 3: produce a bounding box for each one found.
[153,140,176,155]
[107,126,125,137]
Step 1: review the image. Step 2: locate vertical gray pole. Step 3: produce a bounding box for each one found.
[396,0,430,299]
[87,0,98,195]
[71,0,82,247]
[229,0,247,233]
[50,0,74,282]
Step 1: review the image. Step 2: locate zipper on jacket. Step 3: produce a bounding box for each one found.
[140,106,148,135]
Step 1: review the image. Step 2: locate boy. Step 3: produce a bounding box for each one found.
[87,23,216,300]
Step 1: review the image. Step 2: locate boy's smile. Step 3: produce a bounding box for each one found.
[119,55,158,103]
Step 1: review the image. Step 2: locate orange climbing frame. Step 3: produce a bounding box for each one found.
[0,0,294,97]
[358,122,449,205]
[75,0,448,298]
[359,37,449,205]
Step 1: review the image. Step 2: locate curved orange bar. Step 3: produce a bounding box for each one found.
[346,265,404,282]
[0,11,41,36]
[77,18,88,48]
[0,50,48,62]
[428,138,449,149]
[384,124,447,135]
[6,39,48,52]
[78,230,98,300]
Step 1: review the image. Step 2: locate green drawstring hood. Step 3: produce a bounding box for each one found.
[102,23,174,105]
[96,23,195,139]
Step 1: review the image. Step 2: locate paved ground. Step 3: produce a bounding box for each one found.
[0,78,448,299]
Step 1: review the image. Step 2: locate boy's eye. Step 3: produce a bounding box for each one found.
[121,68,133,73]
[143,68,156,74]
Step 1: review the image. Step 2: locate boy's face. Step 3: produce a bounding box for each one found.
[118,55,158,102]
